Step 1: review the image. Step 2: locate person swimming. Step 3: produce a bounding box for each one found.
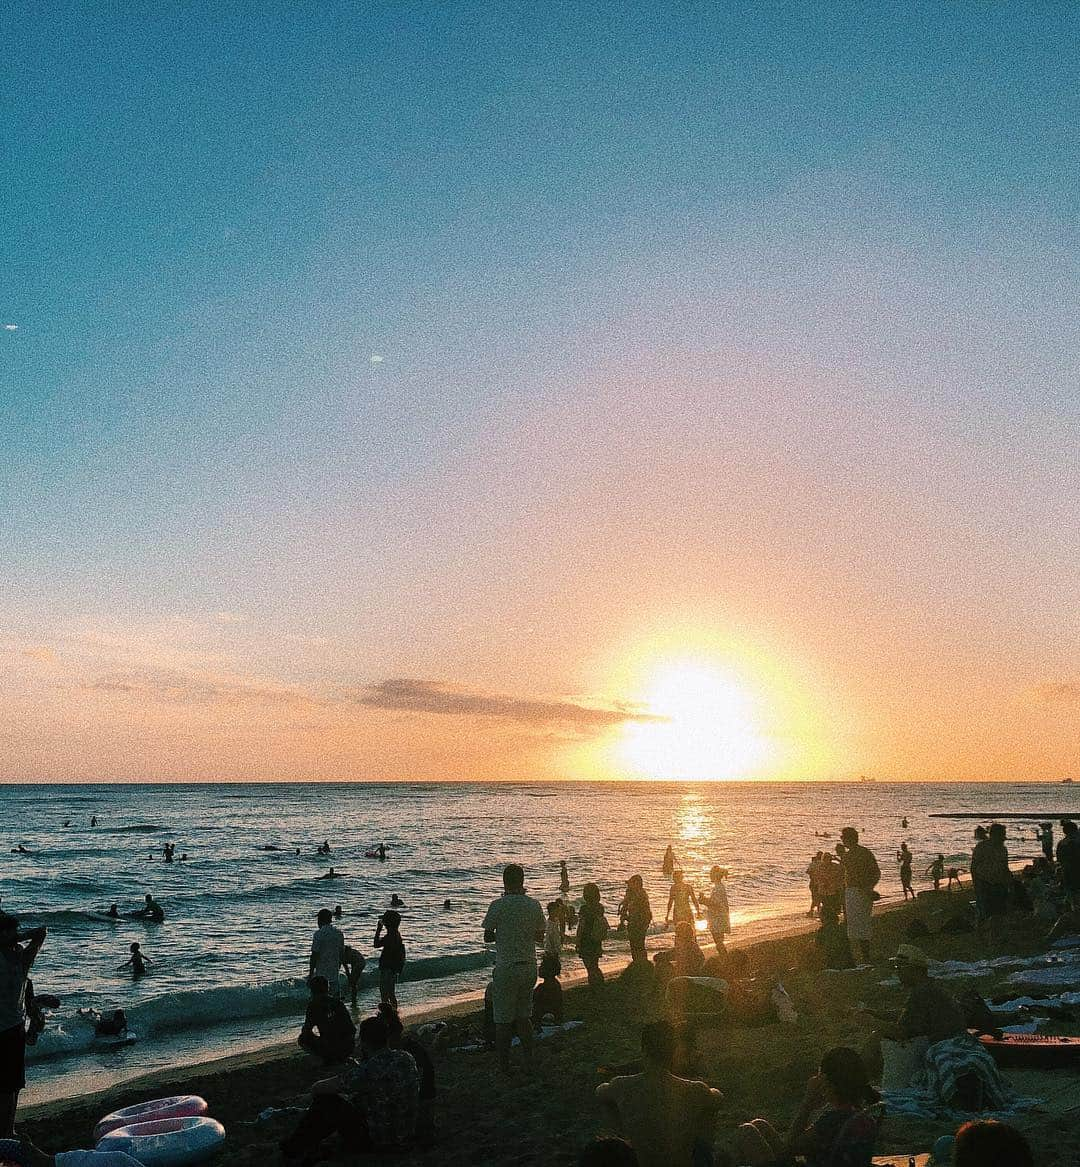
[390,893,405,908]
[377,843,387,861]
[443,899,453,910]
[94,1008,127,1037]
[317,840,332,855]
[106,904,120,919]
[334,904,343,918]
[317,867,344,880]
[90,815,98,827]
[62,819,71,828]
[119,942,151,979]
[139,894,164,922]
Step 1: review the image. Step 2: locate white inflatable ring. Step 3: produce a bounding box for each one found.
[94,1095,208,1141]
[96,1115,224,1167]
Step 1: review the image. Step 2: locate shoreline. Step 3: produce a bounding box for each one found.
[21,881,924,1122]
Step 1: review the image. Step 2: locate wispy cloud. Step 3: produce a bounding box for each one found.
[80,667,314,708]
[353,678,664,730]
[21,646,57,665]
[1032,682,1080,706]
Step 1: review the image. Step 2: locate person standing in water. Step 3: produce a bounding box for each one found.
[662,846,675,877]
[559,860,570,894]
[90,815,97,827]
[0,914,47,1137]
[664,870,699,928]
[705,866,731,952]
[374,910,405,1009]
[897,843,915,900]
[310,908,345,997]
[119,942,150,979]
[618,875,652,965]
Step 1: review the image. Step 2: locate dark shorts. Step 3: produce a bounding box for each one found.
[0,1023,26,1093]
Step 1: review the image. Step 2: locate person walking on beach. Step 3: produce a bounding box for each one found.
[482,864,546,1073]
[664,871,699,928]
[374,911,406,1009]
[837,827,880,966]
[618,875,652,965]
[705,866,731,952]
[576,883,609,987]
[897,843,915,901]
[662,846,675,877]
[310,908,345,997]
[0,913,46,1136]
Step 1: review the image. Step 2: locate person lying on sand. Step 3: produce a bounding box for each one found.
[595,1020,722,1167]
[735,1046,880,1167]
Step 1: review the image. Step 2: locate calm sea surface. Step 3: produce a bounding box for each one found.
[2,780,1072,1102]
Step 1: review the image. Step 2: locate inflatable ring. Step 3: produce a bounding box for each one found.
[96,1115,225,1167]
[94,1095,208,1141]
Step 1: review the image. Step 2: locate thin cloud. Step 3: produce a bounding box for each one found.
[354,678,665,730]
[21,646,57,665]
[81,667,315,708]
[1032,682,1080,706]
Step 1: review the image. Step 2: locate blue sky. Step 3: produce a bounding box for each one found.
[2,2,1078,780]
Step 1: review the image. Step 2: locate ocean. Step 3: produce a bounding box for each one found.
[3,780,1073,1103]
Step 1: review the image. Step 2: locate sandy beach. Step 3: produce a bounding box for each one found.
[20,884,1080,1167]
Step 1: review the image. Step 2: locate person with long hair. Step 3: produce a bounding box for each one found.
[705,866,731,952]
[577,883,609,986]
[736,1046,880,1167]
[618,875,652,964]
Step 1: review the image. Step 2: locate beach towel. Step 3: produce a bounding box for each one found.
[913,1034,1016,1111]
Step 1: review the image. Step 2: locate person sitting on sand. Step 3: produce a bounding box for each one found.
[579,1137,640,1167]
[813,902,854,970]
[280,1013,420,1160]
[595,1020,722,1167]
[94,1009,127,1037]
[885,945,965,1042]
[953,1119,1033,1167]
[377,1002,436,1141]
[341,945,366,1005]
[736,1046,880,1167]
[532,953,564,1027]
[374,910,406,1009]
[656,922,705,980]
[664,871,699,928]
[298,975,356,1065]
[705,866,731,952]
[544,901,564,975]
[118,942,150,979]
[482,863,546,1073]
[310,908,345,997]
[577,883,609,987]
[618,875,653,965]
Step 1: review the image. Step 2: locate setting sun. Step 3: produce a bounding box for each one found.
[618,660,773,781]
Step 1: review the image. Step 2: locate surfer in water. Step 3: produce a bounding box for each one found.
[119,942,151,979]
[317,867,344,880]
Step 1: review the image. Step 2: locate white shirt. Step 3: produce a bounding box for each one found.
[483,892,545,967]
[311,923,345,983]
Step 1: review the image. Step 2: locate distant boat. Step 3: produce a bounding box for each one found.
[858,775,877,783]
[1064,778,1075,785]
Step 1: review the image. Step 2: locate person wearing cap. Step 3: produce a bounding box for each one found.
[310,908,345,998]
[868,946,965,1044]
[837,828,880,965]
[1,913,47,1136]
[705,866,731,953]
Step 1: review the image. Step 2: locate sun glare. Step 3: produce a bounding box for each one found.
[618,660,772,781]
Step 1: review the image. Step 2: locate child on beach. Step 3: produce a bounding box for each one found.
[532,954,564,1027]
[374,910,405,1009]
[705,866,731,952]
[119,942,150,979]
[576,883,609,987]
[544,901,564,975]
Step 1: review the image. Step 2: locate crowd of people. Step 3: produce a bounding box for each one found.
[6,814,1080,1165]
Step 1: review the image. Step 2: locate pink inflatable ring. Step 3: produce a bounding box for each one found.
[94,1095,208,1141]
[96,1116,224,1167]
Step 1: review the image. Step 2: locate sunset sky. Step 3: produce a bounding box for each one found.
[3,3,1078,783]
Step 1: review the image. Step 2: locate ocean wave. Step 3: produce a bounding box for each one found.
[104,824,164,834]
